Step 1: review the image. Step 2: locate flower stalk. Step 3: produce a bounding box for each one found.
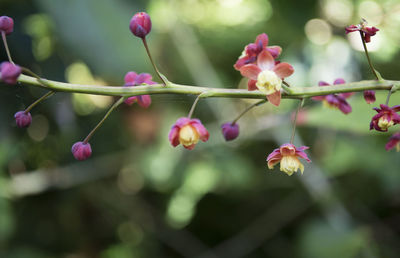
[232,99,267,124]
[1,31,13,64]
[359,31,380,80]
[141,38,167,85]
[290,98,305,144]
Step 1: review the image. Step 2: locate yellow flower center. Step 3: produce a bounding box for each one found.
[280,155,304,176]
[256,70,282,95]
[378,117,394,130]
[179,125,199,147]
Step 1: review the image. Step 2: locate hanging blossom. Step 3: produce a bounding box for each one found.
[169,118,209,150]
[234,33,281,71]
[267,143,311,176]
[123,71,155,108]
[312,78,353,114]
[239,50,294,106]
[370,104,400,132]
[386,132,400,152]
[345,19,379,43]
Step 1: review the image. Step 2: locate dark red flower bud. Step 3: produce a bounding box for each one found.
[129,12,152,38]
[71,141,92,161]
[221,122,239,141]
[0,16,14,35]
[363,90,376,104]
[0,62,21,84]
[14,111,32,128]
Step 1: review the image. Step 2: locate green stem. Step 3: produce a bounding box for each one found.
[24,91,55,113]
[290,99,305,144]
[187,94,203,118]
[16,74,399,100]
[83,97,125,144]
[142,38,167,85]
[1,31,13,64]
[232,100,267,124]
[359,31,379,80]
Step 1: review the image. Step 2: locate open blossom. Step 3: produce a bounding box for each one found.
[169,117,209,150]
[312,78,353,114]
[267,143,311,176]
[385,132,400,152]
[370,104,400,132]
[234,33,281,71]
[123,72,155,108]
[239,50,294,106]
[345,20,379,43]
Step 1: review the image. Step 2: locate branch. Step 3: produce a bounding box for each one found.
[16,74,397,100]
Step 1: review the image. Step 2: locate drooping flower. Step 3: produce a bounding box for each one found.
[71,141,92,161]
[123,71,155,108]
[221,122,239,141]
[385,132,400,152]
[129,12,152,38]
[169,117,209,150]
[0,61,21,85]
[0,16,14,35]
[345,19,379,43]
[363,90,376,104]
[312,78,353,114]
[14,111,32,128]
[370,104,400,132]
[239,50,294,106]
[267,143,311,176]
[234,33,282,71]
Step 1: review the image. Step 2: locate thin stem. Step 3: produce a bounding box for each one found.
[1,31,14,64]
[290,98,305,144]
[24,91,55,113]
[187,94,203,119]
[142,38,167,85]
[83,97,125,144]
[359,31,379,80]
[232,100,267,124]
[385,90,392,106]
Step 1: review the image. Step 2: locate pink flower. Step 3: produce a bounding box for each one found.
[129,12,152,38]
[370,104,400,132]
[123,72,155,108]
[14,111,32,128]
[234,33,282,71]
[221,122,239,141]
[0,62,21,85]
[345,20,379,43]
[239,50,294,106]
[71,141,92,161]
[385,132,400,152]
[267,143,311,176]
[363,90,376,104]
[312,78,353,114]
[0,16,14,35]
[169,117,209,150]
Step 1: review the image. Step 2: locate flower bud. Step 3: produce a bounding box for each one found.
[71,141,92,161]
[14,111,32,128]
[129,12,152,38]
[0,16,14,35]
[221,122,239,141]
[0,62,21,84]
[363,90,376,104]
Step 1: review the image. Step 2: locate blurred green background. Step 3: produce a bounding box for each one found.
[1,0,400,257]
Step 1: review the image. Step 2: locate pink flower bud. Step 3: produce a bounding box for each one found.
[71,141,92,161]
[363,90,376,104]
[0,62,21,84]
[221,122,239,141]
[14,111,32,128]
[129,12,152,38]
[0,16,14,35]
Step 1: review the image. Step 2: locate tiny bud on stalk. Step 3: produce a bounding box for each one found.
[0,16,14,35]
[14,111,32,128]
[221,122,239,141]
[0,62,21,84]
[129,12,152,38]
[71,142,92,161]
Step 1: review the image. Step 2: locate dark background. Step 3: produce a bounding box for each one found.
[1,0,400,257]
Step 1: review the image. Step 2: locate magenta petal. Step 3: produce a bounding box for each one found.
[248,79,257,91]
[234,56,250,71]
[267,46,282,59]
[296,150,311,162]
[279,143,296,156]
[338,98,352,114]
[273,62,294,79]
[257,50,275,71]
[124,96,137,105]
[345,25,359,34]
[124,72,138,84]
[168,126,180,147]
[137,95,151,108]
[318,81,330,86]
[191,120,209,142]
[175,117,191,128]
[255,33,269,49]
[135,73,152,85]
[333,78,345,85]
[267,148,281,161]
[240,64,261,80]
[339,92,355,99]
[392,105,400,112]
[312,96,326,101]
[363,90,376,104]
